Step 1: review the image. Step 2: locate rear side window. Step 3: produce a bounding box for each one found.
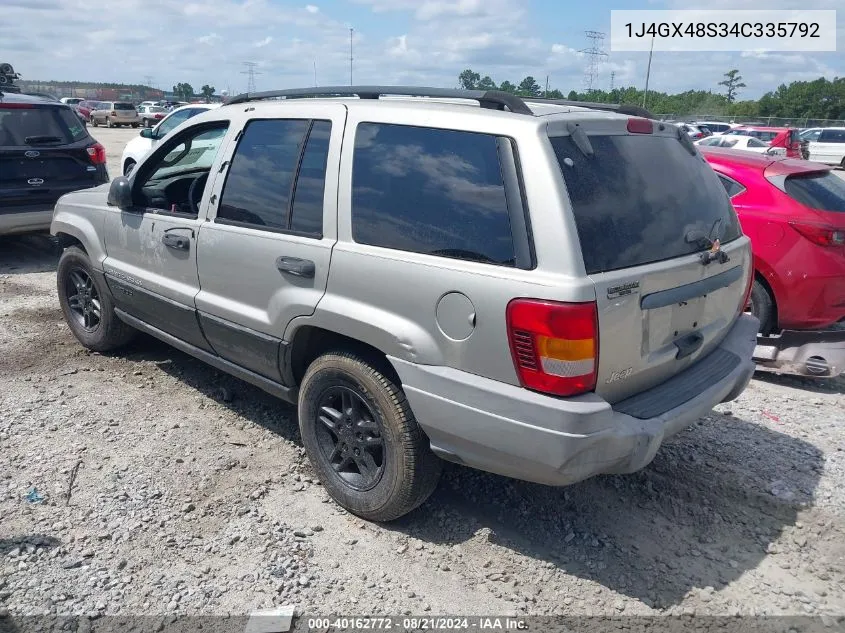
[819,129,845,143]
[717,174,746,198]
[551,134,742,274]
[747,137,767,147]
[0,105,88,146]
[784,172,845,212]
[351,123,515,266]
[217,118,331,235]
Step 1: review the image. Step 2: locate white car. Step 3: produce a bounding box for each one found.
[693,121,741,135]
[801,127,845,168]
[120,103,220,176]
[695,134,771,153]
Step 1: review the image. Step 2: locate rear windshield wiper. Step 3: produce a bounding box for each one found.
[25,135,64,144]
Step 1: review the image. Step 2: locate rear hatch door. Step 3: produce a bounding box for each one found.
[0,103,102,209]
[550,118,752,404]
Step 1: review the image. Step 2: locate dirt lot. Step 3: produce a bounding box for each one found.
[1,127,845,626]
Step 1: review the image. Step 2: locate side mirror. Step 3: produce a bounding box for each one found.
[140,128,153,139]
[107,176,133,210]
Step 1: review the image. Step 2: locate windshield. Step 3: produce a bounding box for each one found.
[0,105,89,146]
[551,133,742,274]
[784,172,845,213]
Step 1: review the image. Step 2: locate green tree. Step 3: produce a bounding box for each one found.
[172,82,194,101]
[477,75,497,90]
[718,69,746,103]
[517,76,541,97]
[498,81,517,94]
[458,69,480,90]
[547,89,564,99]
[200,84,216,102]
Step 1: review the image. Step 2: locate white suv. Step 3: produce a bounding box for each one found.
[121,103,220,175]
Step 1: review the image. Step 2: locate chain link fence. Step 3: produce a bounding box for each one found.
[655,114,845,128]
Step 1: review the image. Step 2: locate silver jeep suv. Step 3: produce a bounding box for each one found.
[50,86,758,521]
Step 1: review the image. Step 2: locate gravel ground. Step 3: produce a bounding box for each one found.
[1,234,844,625]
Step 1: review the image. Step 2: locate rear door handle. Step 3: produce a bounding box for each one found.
[162,233,190,251]
[276,256,315,278]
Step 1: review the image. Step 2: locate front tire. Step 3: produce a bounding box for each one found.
[57,246,136,352]
[748,279,775,335]
[106,117,113,128]
[298,351,442,522]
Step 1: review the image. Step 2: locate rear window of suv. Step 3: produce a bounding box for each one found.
[0,104,88,146]
[784,171,845,212]
[114,103,136,110]
[551,133,741,274]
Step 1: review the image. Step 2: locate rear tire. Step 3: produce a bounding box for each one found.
[131,123,139,128]
[748,279,775,335]
[57,246,136,352]
[91,117,98,128]
[298,351,442,522]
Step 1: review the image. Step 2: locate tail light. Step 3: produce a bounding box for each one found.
[0,103,34,110]
[506,299,598,397]
[790,222,845,247]
[627,118,653,134]
[86,142,106,165]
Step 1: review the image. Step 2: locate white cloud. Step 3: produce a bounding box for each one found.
[197,33,221,45]
[255,36,273,48]
[305,4,318,13]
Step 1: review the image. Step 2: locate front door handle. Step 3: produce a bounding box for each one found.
[276,256,315,278]
[162,233,190,251]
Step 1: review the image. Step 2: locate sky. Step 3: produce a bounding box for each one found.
[1,0,842,100]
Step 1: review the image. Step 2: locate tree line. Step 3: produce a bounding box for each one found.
[458,68,845,120]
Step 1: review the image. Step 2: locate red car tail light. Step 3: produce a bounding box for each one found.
[506,299,599,397]
[789,222,845,247]
[627,118,653,134]
[86,142,107,165]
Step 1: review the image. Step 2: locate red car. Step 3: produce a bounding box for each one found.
[723,126,803,159]
[702,147,845,334]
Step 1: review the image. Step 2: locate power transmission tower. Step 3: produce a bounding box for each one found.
[580,30,608,93]
[349,28,354,86]
[610,71,615,91]
[143,75,154,88]
[241,61,261,94]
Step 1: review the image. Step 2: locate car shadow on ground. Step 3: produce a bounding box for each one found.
[117,335,822,609]
[0,235,59,275]
[753,369,845,395]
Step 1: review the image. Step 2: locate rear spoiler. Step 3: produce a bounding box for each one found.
[525,98,656,120]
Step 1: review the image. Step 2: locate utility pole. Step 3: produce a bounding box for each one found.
[242,61,260,94]
[349,28,354,86]
[580,31,608,93]
[642,36,654,108]
[313,60,317,87]
[610,71,615,91]
[545,75,549,97]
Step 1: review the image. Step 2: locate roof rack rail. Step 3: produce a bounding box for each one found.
[225,85,534,115]
[524,97,655,120]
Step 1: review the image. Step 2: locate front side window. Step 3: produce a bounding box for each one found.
[217,118,331,236]
[134,123,229,215]
[351,123,515,266]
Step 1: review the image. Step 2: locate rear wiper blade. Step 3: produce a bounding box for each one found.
[25,135,63,144]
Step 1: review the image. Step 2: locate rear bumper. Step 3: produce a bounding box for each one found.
[0,205,54,236]
[754,328,845,377]
[390,314,758,487]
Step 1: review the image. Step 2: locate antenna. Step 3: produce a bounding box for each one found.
[241,61,261,94]
[580,30,608,93]
[642,36,655,108]
[349,28,354,86]
[610,71,615,91]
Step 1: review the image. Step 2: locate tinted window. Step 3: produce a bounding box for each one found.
[819,129,845,143]
[747,137,767,147]
[699,137,720,146]
[217,119,310,229]
[290,120,331,236]
[156,109,194,136]
[551,134,741,274]
[114,103,136,111]
[721,138,738,148]
[718,174,745,198]
[0,105,88,146]
[801,129,822,142]
[352,123,515,266]
[784,172,845,212]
